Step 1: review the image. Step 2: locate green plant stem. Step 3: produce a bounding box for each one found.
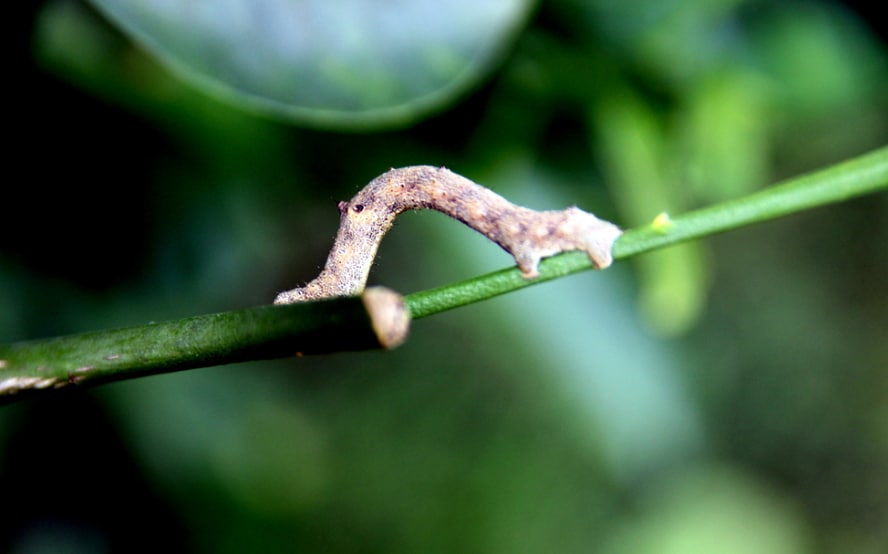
[406,146,888,318]
[0,291,405,403]
[1,146,886,403]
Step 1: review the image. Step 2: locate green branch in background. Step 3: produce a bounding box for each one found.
[1,146,886,403]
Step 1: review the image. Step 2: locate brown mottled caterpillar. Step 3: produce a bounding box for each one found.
[274,166,621,304]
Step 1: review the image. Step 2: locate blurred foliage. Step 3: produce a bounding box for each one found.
[2,0,887,553]
[85,0,535,129]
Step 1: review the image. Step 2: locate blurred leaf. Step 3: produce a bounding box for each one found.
[86,0,534,130]
[602,465,812,554]
[679,69,771,200]
[753,3,884,118]
[592,91,711,335]
[34,0,292,169]
[631,0,749,84]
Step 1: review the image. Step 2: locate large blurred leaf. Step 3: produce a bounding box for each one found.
[87,0,534,130]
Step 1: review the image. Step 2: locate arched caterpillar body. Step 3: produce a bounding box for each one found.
[274,166,621,304]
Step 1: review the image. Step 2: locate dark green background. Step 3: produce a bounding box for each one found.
[2,1,887,552]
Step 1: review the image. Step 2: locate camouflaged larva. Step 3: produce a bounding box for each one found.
[274,166,622,304]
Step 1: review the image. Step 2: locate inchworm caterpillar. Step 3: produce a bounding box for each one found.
[274,166,621,304]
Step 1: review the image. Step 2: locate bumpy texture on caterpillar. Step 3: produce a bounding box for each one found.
[274,166,621,304]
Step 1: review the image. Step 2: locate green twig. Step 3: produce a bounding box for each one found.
[0,288,408,403]
[1,146,886,403]
[406,146,888,318]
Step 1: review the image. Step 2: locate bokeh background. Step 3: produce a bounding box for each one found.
[2,1,887,552]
